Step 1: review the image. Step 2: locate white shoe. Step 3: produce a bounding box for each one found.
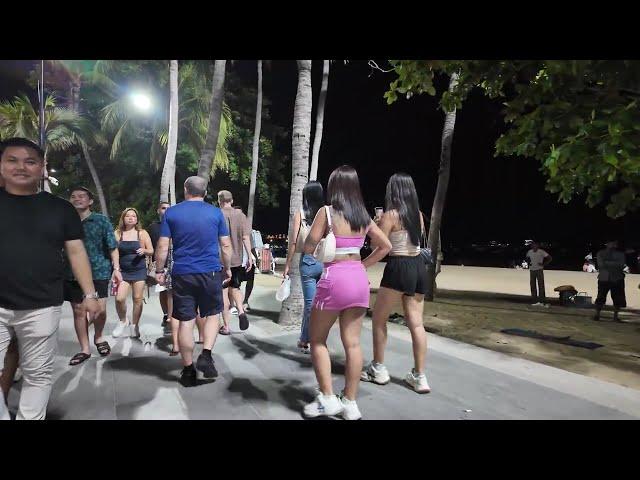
[404,369,431,394]
[303,393,344,418]
[112,320,130,338]
[360,362,390,385]
[229,307,239,315]
[130,324,140,338]
[531,302,542,307]
[338,393,362,420]
[543,303,550,308]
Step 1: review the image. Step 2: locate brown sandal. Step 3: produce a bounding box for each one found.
[69,352,91,366]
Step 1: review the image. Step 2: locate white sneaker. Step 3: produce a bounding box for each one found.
[229,307,239,315]
[360,362,390,385]
[530,302,542,307]
[303,393,344,418]
[404,369,431,394]
[338,393,362,420]
[112,320,130,338]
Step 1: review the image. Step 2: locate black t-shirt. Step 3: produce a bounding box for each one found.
[0,189,84,309]
[148,221,161,251]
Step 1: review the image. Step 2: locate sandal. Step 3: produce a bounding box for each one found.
[94,341,111,357]
[219,326,231,335]
[69,352,91,366]
[169,349,180,356]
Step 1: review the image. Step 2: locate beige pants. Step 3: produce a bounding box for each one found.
[0,305,61,420]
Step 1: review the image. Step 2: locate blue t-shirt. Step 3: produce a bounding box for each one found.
[160,200,229,275]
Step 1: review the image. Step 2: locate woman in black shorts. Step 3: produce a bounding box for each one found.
[361,173,431,394]
[111,208,154,338]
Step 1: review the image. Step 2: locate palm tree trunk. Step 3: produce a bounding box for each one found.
[197,60,227,187]
[247,60,263,229]
[279,60,313,326]
[160,60,179,206]
[309,60,329,181]
[424,72,459,301]
[80,141,109,216]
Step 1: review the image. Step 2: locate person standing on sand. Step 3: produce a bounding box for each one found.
[525,241,552,307]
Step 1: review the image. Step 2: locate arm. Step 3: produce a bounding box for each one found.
[106,222,122,282]
[219,235,233,280]
[543,252,553,266]
[155,237,170,272]
[110,248,122,283]
[136,230,154,257]
[283,211,302,277]
[362,220,392,269]
[242,214,254,272]
[65,239,100,317]
[303,207,328,255]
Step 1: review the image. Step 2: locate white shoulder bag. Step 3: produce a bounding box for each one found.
[313,206,336,263]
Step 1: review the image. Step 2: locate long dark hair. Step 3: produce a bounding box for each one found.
[327,165,370,231]
[302,181,324,224]
[385,172,421,246]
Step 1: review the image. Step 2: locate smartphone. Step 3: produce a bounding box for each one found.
[375,207,384,218]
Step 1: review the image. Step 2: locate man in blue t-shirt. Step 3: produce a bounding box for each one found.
[154,176,232,387]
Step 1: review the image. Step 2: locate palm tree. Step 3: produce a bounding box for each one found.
[92,60,233,176]
[198,60,227,186]
[160,60,179,205]
[279,60,313,326]
[247,60,263,228]
[309,60,330,181]
[425,72,459,301]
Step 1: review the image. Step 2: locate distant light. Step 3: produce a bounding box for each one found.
[130,92,152,111]
[49,168,56,173]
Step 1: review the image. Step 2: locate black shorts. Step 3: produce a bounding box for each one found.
[172,271,224,321]
[228,266,247,289]
[380,256,427,296]
[595,280,626,309]
[64,279,109,303]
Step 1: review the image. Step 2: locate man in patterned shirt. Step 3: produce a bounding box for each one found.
[64,187,122,366]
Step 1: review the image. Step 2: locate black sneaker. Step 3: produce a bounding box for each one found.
[239,313,249,331]
[196,353,218,378]
[180,365,197,387]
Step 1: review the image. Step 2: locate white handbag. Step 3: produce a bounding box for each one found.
[314,206,336,263]
[276,276,291,302]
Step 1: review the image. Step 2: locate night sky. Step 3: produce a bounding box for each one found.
[2,59,639,249]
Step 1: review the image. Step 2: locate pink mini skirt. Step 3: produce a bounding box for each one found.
[312,260,370,311]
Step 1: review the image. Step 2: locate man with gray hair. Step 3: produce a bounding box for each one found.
[218,190,253,334]
[154,176,232,387]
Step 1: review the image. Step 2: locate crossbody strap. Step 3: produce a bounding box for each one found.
[325,206,333,233]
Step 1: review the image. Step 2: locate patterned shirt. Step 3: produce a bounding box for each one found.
[66,212,118,280]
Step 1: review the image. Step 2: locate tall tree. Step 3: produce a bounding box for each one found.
[247,60,263,227]
[160,60,179,205]
[424,73,459,300]
[198,60,227,187]
[309,60,329,181]
[279,60,313,325]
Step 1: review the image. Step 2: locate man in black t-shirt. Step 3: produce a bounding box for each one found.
[0,138,100,421]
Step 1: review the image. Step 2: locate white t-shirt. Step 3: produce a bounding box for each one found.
[526,249,549,271]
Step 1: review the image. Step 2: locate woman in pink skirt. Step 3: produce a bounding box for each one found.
[302,165,391,420]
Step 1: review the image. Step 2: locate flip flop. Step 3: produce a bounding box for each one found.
[219,326,231,335]
[69,352,91,366]
[169,349,180,356]
[94,341,111,357]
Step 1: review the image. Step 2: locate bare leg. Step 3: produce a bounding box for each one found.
[202,314,219,351]
[71,301,90,355]
[115,281,131,324]
[309,309,339,395]
[195,315,205,342]
[178,319,196,367]
[221,288,231,330]
[402,294,427,373]
[371,287,402,365]
[159,290,169,316]
[92,298,108,344]
[339,307,366,400]
[230,287,245,315]
[131,281,146,329]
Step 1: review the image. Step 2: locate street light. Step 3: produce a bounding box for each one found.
[130,91,152,112]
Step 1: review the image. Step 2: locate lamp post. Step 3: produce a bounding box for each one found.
[38,60,51,192]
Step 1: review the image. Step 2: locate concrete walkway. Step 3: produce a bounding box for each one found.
[6,285,640,420]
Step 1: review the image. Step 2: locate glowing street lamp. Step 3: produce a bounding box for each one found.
[130,92,152,112]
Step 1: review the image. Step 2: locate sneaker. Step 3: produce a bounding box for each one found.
[530,302,542,307]
[303,393,344,418]
[130,324,140,338]
[180,365,197,387]
[543,303,550,308]
[338,393,362,420]
[360,362,390,385]
[195,353,218,379]
[404,369,431,394]
[229,307,239,315]
[239,313,249,331]
[112,320,129,338]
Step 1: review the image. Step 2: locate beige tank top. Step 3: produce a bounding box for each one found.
[389,230,420,256]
